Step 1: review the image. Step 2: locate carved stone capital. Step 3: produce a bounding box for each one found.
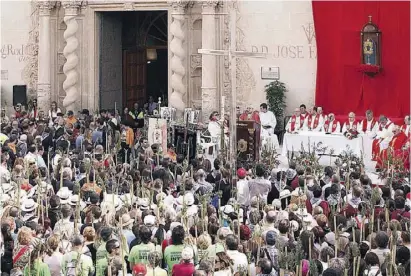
[168,0,188,12]
[201,0,219,8]
[62,0,81,14]
[37,1,55,16]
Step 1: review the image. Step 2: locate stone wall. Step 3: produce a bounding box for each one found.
[236,1,316,115]
[0,0,33,107]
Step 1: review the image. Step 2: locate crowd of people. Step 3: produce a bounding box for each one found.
[0,100,410,276]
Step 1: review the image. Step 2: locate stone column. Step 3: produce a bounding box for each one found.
[62,1,81,112]
[201,0,219,120]
[37,1,54,113]
[169,0,188,112]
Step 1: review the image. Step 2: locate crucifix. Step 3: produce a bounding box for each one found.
[198,9,267,168]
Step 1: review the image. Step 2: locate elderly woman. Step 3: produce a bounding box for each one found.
[12,226,34,272]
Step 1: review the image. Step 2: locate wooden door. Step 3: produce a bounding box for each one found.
[122,49,146,109]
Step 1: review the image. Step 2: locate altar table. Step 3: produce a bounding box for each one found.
[281,131,366,157]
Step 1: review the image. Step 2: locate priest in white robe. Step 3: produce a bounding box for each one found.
[303,106,324,132]
[259,103,280,150]
[359,110,379,136]
[342,112,361,133]
[321,113,341,133]
[286,108,305,133]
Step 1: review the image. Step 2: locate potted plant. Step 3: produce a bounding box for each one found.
[265,80,287,132]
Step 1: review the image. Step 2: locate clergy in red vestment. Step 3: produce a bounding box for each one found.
[286,108,305,133]
[359,110,379,135]
[321,113,340,133]
[376,125,409,169]
[239,107,260,123]
[341,112,360,133]
[299,104,308,119]
[372,115,394,161]
[400,115,410,137]
[304,106,324,132]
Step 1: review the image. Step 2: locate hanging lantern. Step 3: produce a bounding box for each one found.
[146,48,157,61]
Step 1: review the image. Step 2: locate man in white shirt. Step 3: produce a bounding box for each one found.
[236,168,250,207]
[304,106,324,131]
[321,113,341,133]
[359,110,379,135]
[259,103,279,150]
[226,234,248,274]
[286,108,305,133]
[342,112,360,133]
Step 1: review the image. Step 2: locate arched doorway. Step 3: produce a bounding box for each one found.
[122,11,168,110]
[98,11,168,111]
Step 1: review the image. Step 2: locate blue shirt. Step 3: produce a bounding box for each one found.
[75,135,84,149]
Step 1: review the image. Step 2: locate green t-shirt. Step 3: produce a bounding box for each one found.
[96,242,108,262]
[24,260,51,276]
[164,244,185,270]
[96,258,108,276]
[129,243,161,266]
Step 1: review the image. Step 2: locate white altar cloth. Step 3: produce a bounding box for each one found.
[281,131,365,157]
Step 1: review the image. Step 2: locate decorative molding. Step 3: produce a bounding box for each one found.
[201,0,219,8]
[190,54,201,73]
[22,1,40,97]
[37,1,55,16]
[57,52,66,73]
[62,0,81,14]
[123,2,134,10]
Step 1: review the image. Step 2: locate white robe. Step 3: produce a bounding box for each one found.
[359,119,379,135]
[342,121,361,133]
[321,121,341,133]
[286,116,303,132]
[208,121,221,138]
[259,111,279,150]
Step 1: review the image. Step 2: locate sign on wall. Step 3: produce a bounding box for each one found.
[261,66,280,80]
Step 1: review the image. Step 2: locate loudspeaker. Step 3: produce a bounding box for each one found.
[13,85,27,106]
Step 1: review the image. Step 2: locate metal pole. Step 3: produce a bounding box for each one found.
[229,9,237,168]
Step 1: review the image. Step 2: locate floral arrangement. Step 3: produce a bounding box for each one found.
[335,146,364,174]
[344,129,359,140]
[288,140,327,175]
[378,147,409,184]
[358,64,381,73]
[358,64,381,77]
[260,144,280,169]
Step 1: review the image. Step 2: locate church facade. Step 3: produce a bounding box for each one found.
[1,0,317,119]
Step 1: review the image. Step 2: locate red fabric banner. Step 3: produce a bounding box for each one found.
[312,1,410,117]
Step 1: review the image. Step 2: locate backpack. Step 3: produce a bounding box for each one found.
[66,252,82,276]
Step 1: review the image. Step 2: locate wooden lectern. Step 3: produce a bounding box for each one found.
[236,120,261,162]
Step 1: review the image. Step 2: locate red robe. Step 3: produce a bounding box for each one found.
[372,122,393,161]
[239,111,260,123]
[401,124,410,137]
[376,131,409,169]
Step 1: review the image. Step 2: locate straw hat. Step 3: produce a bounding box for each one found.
[56,187,72,204]
[21,198,38,212]
[121,213,134,227]
[176,193,195,206]
[144,215,156,227]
